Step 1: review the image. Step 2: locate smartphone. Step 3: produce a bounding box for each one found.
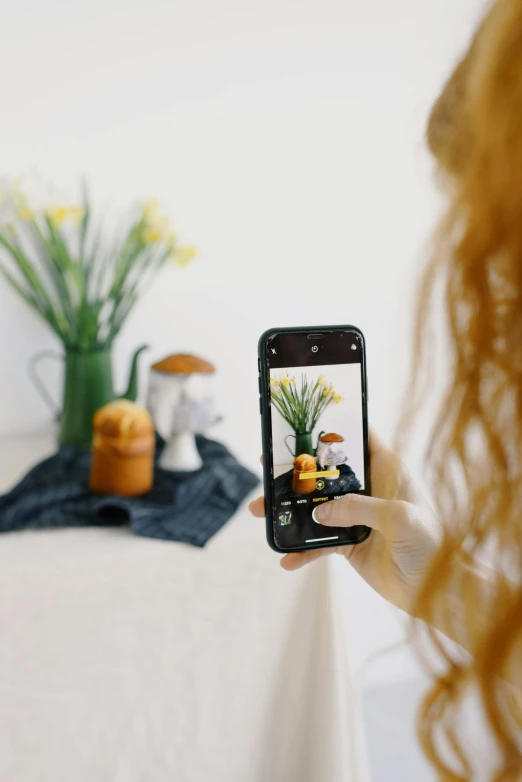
[258,326,371,553]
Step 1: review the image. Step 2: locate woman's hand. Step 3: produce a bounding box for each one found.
[249,432,442,615]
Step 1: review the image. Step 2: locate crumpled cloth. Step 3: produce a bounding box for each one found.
[0,435,259,547]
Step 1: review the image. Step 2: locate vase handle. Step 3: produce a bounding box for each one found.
[28,350,63,420]
[284,434,296,458]
[315,431,325,455]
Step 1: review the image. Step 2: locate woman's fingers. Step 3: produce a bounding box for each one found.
[249,496,266,517]
[314,492,407,539]
[280,547,331,571]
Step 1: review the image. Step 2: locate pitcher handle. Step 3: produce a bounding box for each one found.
[284,433,296,458]
[28,350,62,420]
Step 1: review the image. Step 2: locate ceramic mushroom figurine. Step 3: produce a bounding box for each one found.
[147,353,219,472]
[316,432,348,479]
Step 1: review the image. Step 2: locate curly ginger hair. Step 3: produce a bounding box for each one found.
[410,0,522,778]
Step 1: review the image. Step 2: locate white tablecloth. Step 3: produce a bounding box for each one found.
[0,437,368,782]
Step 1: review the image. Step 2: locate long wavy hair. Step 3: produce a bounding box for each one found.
[408,0,522,778]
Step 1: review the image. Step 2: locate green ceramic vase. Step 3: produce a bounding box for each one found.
[30,344,148,449]
[284,431,318,458]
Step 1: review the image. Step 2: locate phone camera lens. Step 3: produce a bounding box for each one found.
[312,345,318,353]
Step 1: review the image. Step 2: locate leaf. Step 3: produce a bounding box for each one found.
[79,178,91,265]
[22,218,78,339]
[0,263,61,337]
[0,232,67,334]
[0,183,177,350]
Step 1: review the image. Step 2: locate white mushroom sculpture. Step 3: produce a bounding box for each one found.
[147,353,219,472]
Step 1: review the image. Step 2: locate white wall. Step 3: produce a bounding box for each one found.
[0,0,486,686]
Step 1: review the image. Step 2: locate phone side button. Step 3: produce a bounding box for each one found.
[259,397,263,415]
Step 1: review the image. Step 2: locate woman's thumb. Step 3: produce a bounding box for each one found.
[314,493,400,537]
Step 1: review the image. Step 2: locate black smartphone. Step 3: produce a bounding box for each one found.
[258,326,371,553]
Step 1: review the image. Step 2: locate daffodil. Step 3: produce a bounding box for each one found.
[172,245,197,267]
[0,183,197,373]
[46,206,69,227]
[142,228,161,245]
[140,198,160,218]
[147,214,171,235]
[317,374,326,386]
[19,206,33,221]
[140,200,172,237]
[268,371,342,436]
[69,206,85,225]
[334,394,343,404]
[46,205,85,227]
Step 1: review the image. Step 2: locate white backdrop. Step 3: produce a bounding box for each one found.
[0,0,486,687]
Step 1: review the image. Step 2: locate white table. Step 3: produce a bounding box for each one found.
[0,436,368,782]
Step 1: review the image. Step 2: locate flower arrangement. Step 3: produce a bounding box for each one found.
[270,373,342,433]
[0,178,196,349]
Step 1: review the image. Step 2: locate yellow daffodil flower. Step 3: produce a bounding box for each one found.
[317,374,326,386]
[46,206,69,227]
[290,377,296,385]
[140,198,160,218]
[142,228,161,245]
[323,388,330,397]
[334,394,343,404]
[69,206,85,225]
[146,214,171,235]
[270,378,280,387]
[282,377,290,387]
[140,202,172,237]
[172,245,197,267]
[46,205,85,227]
[19,206,33,221]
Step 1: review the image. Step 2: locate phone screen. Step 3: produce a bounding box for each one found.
[263,329,371,551]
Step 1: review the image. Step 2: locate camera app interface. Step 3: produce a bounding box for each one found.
[267,331,368,549]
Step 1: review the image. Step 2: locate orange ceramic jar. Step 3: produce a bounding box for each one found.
[292,453,317,495]
[89,400,155,497]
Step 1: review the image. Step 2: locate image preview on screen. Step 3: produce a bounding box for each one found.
[269,361,365,540]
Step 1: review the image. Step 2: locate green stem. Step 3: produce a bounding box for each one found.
[0,233,67,338]
[0,263,62,337]
[24,219,79,339]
